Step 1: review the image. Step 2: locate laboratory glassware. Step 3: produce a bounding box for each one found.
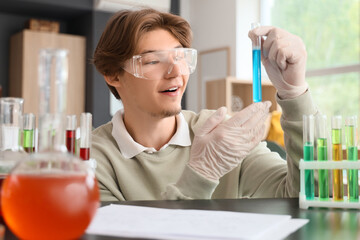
[21,113,35,153]
[1,48,99,240]
[303,114,315,200]
[345,116,358,201]
[331,116,343,201]
[316,114,329,200]
[79,112,92,161]
[251,22,262,103]
[66,114,76,154]
[0,97,26,218]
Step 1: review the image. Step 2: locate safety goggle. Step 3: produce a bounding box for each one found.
[122,48,197,80]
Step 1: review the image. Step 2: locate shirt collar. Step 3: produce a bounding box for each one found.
[111,109,191,159]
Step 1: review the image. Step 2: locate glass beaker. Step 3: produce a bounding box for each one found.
[0,97,24,152]
[0,97,26,219]
[1,49,99,239]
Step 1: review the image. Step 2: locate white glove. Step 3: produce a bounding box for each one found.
[188,101,271,181]
[248,26,308,99]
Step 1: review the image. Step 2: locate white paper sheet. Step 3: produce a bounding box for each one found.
[86,204,308,240]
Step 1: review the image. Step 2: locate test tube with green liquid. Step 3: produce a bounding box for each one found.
[303,114,315,200]
[331,116,344,201]
[345,116,359,201]
[21,113,35,153]
[316,114,329,200]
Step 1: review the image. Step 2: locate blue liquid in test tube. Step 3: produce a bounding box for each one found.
[251,22,261,103]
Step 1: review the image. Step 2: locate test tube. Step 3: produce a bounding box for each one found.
[345,116,359,201]
[79,113,92,161]
[251,22,262,103]
[66,115,77,154]
[316,114,329,200]
[21,113,35,153]
[331,116,343,201]
[303,114,315,200]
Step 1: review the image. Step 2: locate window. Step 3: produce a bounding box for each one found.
[262,0,360,120]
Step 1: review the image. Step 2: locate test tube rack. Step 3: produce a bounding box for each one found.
[299,159,360,209]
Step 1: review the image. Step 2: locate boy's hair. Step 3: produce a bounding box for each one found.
[93,8,193,99]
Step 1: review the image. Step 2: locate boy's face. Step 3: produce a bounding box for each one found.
[117,29,189,118]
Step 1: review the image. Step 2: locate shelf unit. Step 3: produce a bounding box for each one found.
[0,0,114,127]
[206,76,278,115]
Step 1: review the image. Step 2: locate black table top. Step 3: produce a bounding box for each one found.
[5,198,360,240]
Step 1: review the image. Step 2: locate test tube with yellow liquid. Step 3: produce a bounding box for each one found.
[303,115,315,200]
[316,114,329,200]
[331,116,343,201]
[345,116,359,201]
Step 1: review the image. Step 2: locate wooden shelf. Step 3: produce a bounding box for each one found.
[206,76,278,115]
[9,30,86,122]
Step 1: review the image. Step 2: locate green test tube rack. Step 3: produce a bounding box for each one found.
[299,159,360,209]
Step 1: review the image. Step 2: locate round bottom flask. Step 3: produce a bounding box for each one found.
[1,151,99,240]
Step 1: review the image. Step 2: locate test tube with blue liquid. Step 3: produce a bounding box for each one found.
[316,114,329,200]
[303,114,315,200]
[251,22,261,102]
[345,116,359,201]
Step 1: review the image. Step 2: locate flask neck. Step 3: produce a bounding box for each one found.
[37,49,69,152]
[38,113,67,152]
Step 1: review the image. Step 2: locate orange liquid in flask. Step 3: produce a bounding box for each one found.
[1,173,99,240]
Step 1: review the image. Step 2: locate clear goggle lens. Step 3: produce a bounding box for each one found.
[123,48,197,80]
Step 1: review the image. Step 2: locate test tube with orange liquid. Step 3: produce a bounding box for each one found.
[331,116,344,201]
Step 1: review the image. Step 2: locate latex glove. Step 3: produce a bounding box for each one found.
[248,26,308,99]
[188,101,271,181]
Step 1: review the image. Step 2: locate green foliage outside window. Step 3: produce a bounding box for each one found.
[269,0,360,119]
[271,0,359,69]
